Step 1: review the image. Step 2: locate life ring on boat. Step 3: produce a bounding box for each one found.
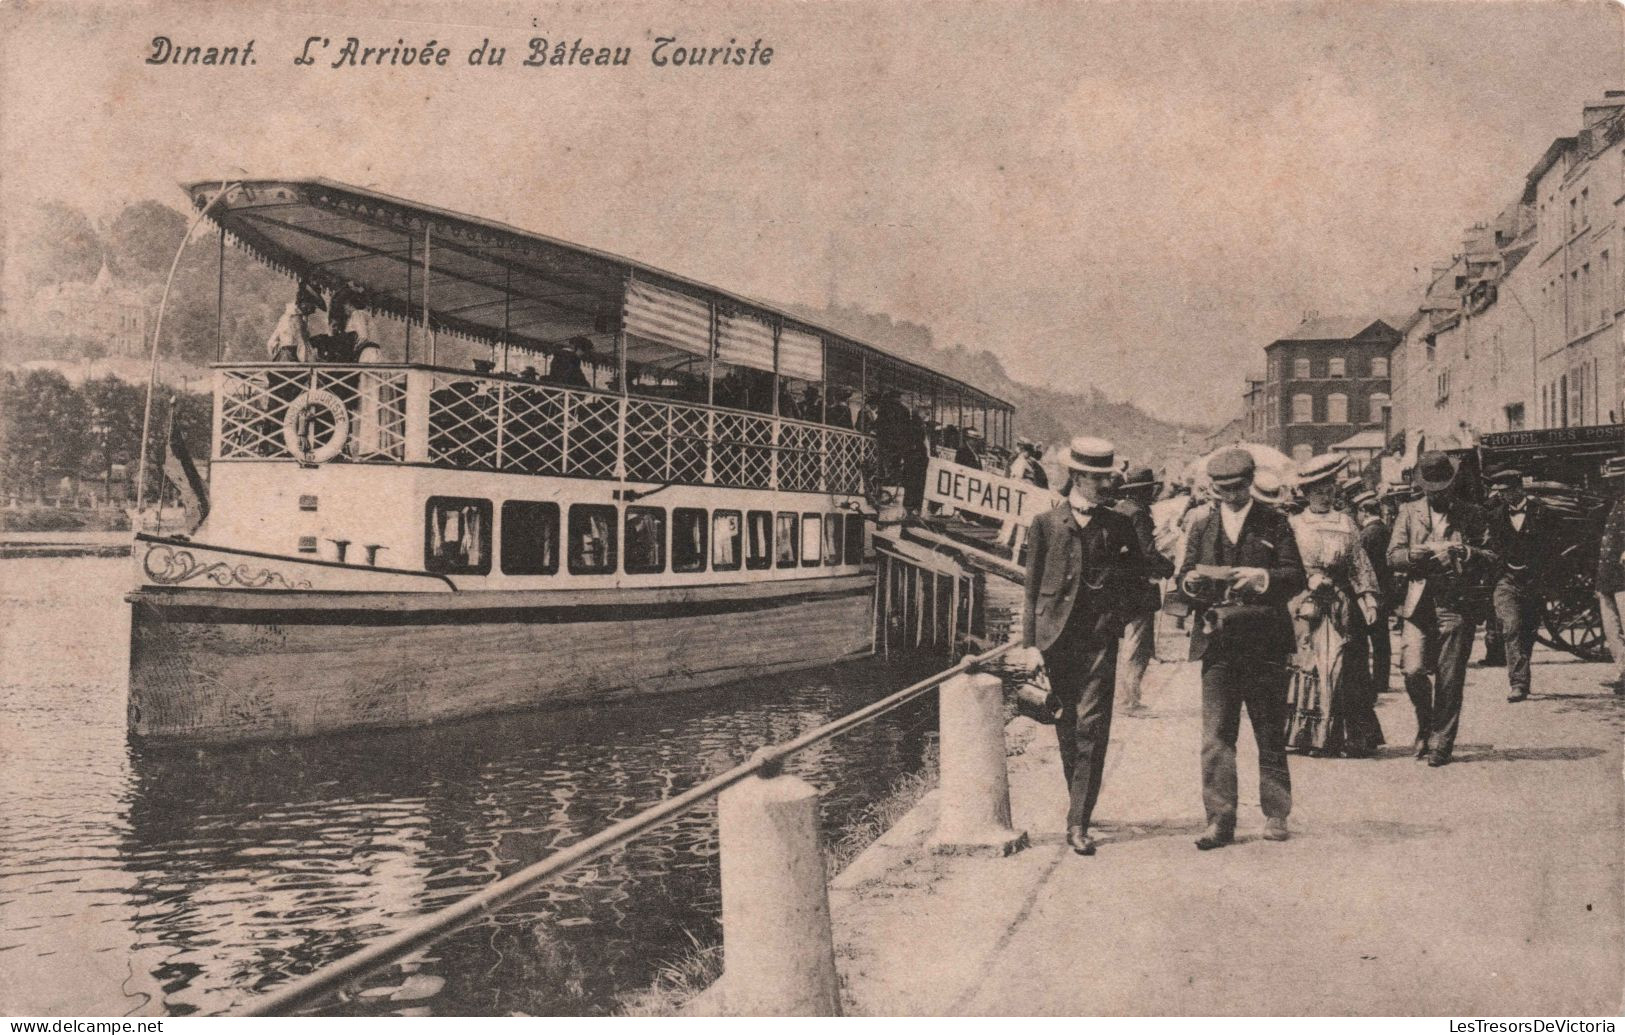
[282,388,350,464]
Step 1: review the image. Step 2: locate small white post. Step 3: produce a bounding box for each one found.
[716,773,841,1016]
[931,672,1028,856]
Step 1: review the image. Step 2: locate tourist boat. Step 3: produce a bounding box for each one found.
[128,179,1014,744]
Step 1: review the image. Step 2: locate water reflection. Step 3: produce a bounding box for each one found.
[2,559,943,1016]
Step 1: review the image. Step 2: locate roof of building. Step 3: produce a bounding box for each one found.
[1269,315,1399,345]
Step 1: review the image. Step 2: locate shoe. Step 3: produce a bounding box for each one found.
[1262,817,1289,842]
[1427,753,1450,767]
[1413,736,1429,759]
[1507,692,1528,702]
[1066,826,1096,856]
[1194,824,1233,851]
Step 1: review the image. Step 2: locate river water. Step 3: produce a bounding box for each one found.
[0,557,947,1017]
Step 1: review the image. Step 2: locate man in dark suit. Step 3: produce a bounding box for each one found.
[1484,468,1550,703]
[1387,451,1498,767]
[1112,466,1173,713]
[1177,448,1305,849]
[1022,436,1147,856]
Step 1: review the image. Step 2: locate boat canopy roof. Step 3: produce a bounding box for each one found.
[186,178,1013,415]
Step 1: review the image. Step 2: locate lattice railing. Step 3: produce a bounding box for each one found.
[213,365,872,494]
[217,367,408,462]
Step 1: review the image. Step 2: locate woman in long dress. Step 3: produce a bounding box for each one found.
[1284,455,1384,757]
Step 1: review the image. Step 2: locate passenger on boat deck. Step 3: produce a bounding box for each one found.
[778,383,801,420]
[518,365,541,383]
[800,385,824,422]
[545,336,592,389]
[325,283,378,363]
[266,281,324,362]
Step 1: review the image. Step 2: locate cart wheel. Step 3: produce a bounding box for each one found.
[1536,593,1608,662]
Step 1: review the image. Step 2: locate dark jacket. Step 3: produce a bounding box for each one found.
[1486,496,1551,586]
[1023,502,1146,652]
[1177,503,1306,661]
[1358,518,1395,607]
[1113,496,1174,614]
[1387,498,1498,618]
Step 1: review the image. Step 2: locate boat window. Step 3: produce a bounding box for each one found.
[500,501,560,575]
[775,512,799,569]
[824,513,842,566]
[800,513,822,567]
[712,510,742,571]
[425,496,492,575]
[568,505,618,574]
[845,513,865,563]
[673,508,707,573]
[625,506,667,574]
[746,510,772,570]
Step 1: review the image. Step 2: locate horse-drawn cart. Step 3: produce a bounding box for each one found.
[1473,424,1622,663]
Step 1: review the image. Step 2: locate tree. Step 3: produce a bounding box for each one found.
[107,201,190,284]
[9,202,102,290]
[3,370,89,499]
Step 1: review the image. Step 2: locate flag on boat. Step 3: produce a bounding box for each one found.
[163,417,209,533]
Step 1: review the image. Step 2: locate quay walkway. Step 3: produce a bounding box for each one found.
[828,644,1623,1016]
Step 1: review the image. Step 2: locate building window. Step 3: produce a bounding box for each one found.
[425,497,491,575]
[1602,250,1612,322]
[1560,374,1569,427]
[1505,403,1525,431]
[1328,357,1345,378]
[567,504,617,574]
[713,509,742,571]
[775,512,799,568]
[673,507,707,573]
[1327,393,1348,423]
[500,501,559,575]
[800,513,823,567]
[1368,392,1390,424]
[1436,370,1450,403]
[745,510,772,570]
[1371,356,1388,378]
[1291,393,1312,424]
[1293,357,1311,379]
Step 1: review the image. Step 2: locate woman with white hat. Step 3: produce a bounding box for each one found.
[1283,454,1383,757]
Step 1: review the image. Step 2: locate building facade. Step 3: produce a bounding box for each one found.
[1391,91,1625,448]
[1258,315,1399,463]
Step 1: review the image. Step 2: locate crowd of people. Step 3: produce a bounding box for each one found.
[1017,434,1625,857]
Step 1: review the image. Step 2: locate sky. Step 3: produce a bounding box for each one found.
[1,0,1621,425]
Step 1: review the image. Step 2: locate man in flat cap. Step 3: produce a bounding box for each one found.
[1485,468,1551,702]
[1022,436,1147,856]
[1112,466,1173,713]
[1387,451,1498,766]
[1177,447,1305,849]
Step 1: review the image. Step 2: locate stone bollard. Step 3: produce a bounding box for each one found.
[716,773,841,1016]
[931,672,1029,856]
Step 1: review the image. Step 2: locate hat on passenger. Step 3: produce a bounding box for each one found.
[1207,448,1256,488]
[1250,467,1291,506]
[1062,436,1117,473]
[1295,453,1348,489]
[1484,467,1524,487]
[1415,451,1459,492]
[568,335,594,354]
[296,280,325,311]
[1350,489,1379,509]
[1119,466,1157,491]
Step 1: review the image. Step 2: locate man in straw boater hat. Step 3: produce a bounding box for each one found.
[1021,437,1148,856]
[1386,451,1498,767]
[1176,448,1304,848]
[1111,466,1174,714]
[1484,467,1555,703]
[1596,456,1625,694]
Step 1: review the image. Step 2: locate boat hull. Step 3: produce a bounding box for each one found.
[129,576,875,744]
